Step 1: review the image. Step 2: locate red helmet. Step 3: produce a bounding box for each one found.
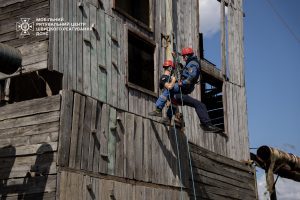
[181,47,194,56]
[163,60,174,68]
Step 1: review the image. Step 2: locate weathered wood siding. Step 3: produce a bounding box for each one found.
[57,170,190,200]
[57,90,256,199]
[225,0,249,161]
[50,1,127,109]
[58,90,189,188]
[49,0,249,162]
[190,143,256,200]
[0,95,60,199]
[0,0,49,79]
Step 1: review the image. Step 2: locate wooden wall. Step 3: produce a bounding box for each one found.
[225,0,250,161]
[0,0,49,79]
[58,90,190,188]
[0,95,60,199]
[57,170,189,200]
[48,0,250,162]
[190,143,257,200]
[57,90,256,199]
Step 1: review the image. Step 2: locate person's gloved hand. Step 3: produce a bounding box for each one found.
[178,80,183,86]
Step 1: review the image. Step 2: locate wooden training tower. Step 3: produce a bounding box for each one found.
[0,0,257,199]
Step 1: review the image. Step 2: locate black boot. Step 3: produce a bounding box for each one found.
[148,108,162,117]
[159,117,171,126]
[200,123,222,133]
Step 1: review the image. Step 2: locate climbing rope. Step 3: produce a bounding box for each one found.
[165,0,197,198]
[165,75,184,200]
[172,34,197,200]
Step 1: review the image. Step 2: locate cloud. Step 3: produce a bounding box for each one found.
[199,0,227,38]
[199,0,221,37]
[257,173,300,200]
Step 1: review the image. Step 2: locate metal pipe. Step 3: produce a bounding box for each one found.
[0,43,22,75]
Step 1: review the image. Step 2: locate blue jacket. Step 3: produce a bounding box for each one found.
[181,56,200,93]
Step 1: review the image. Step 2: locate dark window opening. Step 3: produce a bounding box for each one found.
[201,73,225,130]
[128,31,154,92]
[0,69,62,105]
[115,0,150,26]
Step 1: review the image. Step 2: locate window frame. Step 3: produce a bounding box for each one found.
[125,27,158,97]
[112,0,154,32]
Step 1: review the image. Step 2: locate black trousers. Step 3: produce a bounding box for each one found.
[174,94,211,125]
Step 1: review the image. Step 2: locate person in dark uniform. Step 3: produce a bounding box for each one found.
[149,48,221,132]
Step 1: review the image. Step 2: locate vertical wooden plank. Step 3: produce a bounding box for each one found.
[83,2,91,96]
[76,0,83,91]
[75,95,86,170]
[143,118,152,182]
[67,0,73,90]
[107,106,117,175]
[59,171,67,200]
[151,121,159,184]
[69,93,81,168]
[72,0,77,90]
[62,0,69,89]
[99,104,109,173]
[97,8,107,102]
[81,96,93,170]
[105,14,112,105]
[115,111,125,177]
[88,98,97,171]
[125,112,135,179]
[58,0,64,73]
[48,0,54,71]
[90,5,98,98]
[134,115,143,180]
[93,101,102,172]
[135,185,145,200]
[100,179,114,199]
[117,20,124,110]
[58,90,74,167]
[111,18,118,107]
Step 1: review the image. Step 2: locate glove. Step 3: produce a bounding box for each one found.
[178,80,183,86]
